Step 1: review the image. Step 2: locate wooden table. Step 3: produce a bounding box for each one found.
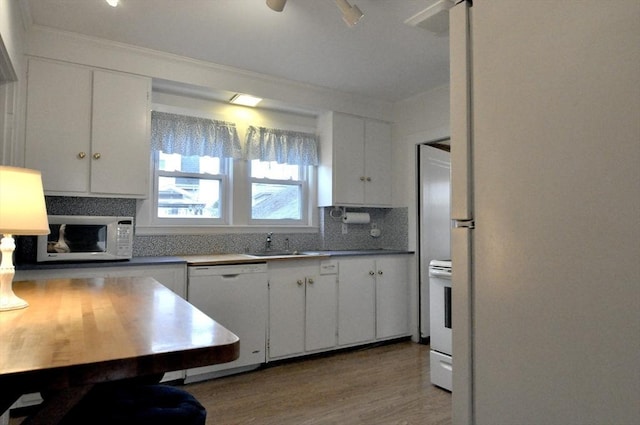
[0,277,240,424]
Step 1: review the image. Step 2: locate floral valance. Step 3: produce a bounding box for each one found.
[245,126,318,166]
[151,111,242,159]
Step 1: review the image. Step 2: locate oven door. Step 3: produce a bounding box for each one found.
[429,273,452,356]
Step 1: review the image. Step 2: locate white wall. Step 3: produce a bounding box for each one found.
[392,84,450,250]
[23,26,394,121]
[391,84,450,341]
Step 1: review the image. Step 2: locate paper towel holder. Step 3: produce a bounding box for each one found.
[342,210,371,224]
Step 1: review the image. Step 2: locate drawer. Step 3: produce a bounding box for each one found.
[430,350,452,391]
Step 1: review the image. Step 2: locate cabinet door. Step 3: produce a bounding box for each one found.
[332,113,365,205]
[91,70,150,197]
[338,257,376,345]
[268,263,306,358]
[376,256,410,339]
[104,265,187,299]
[305,273,337,352]
[364,120,392,206]
[25,59,92,193]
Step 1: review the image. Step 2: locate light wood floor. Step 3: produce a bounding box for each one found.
[10,341,451,425]
[186,341,451,425]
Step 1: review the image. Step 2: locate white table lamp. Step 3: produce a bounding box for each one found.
[0,166,49,311]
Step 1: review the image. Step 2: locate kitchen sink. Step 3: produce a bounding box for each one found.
[246,251,321,257]
[247,251,301,257]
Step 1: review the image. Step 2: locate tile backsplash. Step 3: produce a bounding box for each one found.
[16,197,408,263]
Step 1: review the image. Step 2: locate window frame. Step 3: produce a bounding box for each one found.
[151,149,230,226]
[248,160,309,226]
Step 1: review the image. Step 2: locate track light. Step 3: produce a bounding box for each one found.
[266,0,287,12]
[265,0,364,27]
[335,0,363,27]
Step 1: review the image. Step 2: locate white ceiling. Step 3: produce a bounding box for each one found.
[23,0,450,104]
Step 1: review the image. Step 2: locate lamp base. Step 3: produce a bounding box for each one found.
[0,292,28,311]
[0,234,29,311]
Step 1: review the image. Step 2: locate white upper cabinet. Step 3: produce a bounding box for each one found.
[90,70,151,196]
[318,112,392,207]
[25,58,151,198]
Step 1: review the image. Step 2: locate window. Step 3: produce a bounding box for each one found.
[149,111,241,225]
[250,160,306,222]
[245,126,318,224]
[138,110,319,232]
[156,152,227,220]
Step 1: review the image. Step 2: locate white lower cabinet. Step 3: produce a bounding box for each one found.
[15,263,187,299]
[268,259,338,360]
[10,254,409,402]
[338,255,410,346]
[375,256,410,340]
[338,257,377,346]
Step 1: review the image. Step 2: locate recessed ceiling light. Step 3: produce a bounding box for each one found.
[105,0,119,7]
[229,94,263,107]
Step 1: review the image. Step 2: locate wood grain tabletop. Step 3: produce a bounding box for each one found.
[0,277,239,394]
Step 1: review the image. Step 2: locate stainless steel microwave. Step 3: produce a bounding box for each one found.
[36,215,133,262]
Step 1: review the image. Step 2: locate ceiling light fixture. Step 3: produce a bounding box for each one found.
[265,0,363,27]
[266,0,287,12]
[105,0,119,7]
[404,0,454,35]
[335,0,363,27]
[230,94,263,107]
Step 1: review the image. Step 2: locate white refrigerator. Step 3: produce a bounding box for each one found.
[449,1,640,424]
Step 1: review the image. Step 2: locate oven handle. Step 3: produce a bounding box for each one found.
[429,269,452,278]
[445,286,452,329]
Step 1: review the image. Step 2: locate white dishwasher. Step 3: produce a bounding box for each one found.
[186,263,268,383]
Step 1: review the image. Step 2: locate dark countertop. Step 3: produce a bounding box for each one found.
[17,250,414,270]
[16,256,187,271]
[301,249,413,256]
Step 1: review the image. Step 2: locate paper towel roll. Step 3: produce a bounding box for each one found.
[342,212,370,224]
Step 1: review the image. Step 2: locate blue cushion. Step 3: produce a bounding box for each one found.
[61,384,206,425]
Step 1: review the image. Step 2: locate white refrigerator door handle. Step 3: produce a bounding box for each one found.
[450,0,473,222]
[453,219,475,229]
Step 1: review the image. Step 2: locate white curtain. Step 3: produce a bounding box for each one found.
[245,125,318,166]
[151,111,242,158]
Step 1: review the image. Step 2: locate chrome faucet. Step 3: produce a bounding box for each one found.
[265,232,273,251]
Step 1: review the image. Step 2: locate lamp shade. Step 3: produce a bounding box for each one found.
[0,166,49,235]
[266,0,286,12]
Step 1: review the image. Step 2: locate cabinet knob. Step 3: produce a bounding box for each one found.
[369,271,375,276]
[77,152,86,159]
[360,176,366,181]
[297,279,304,286]
[93,153,102,160]
[378,270,383,275]
[366,177,372,182]
[307,278,314,285]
